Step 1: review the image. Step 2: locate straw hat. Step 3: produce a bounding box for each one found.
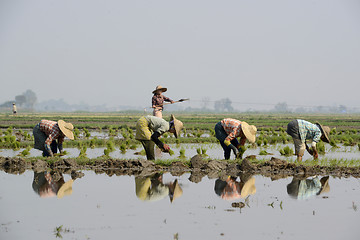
[240,121,257,143]
[318,176,330,194]
[57,179,74,199]
[170,114,183,138]
[239,177,256,198]
[58,120,74,140]
[152,85,167,94]
[315,122,330,143]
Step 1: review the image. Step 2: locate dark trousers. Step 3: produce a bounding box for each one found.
[140,140,155,160]
[43,141,58,157]
[215,122,239,160]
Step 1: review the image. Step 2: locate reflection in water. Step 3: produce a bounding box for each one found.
[135,173,183,202]
[32,171,74,199]
[214,174,256,201]
[287,176,330,200]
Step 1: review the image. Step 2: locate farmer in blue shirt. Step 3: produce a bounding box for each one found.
[286,119,330,161]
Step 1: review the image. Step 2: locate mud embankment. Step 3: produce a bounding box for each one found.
[0,156,359,180]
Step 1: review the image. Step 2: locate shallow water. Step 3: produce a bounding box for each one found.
[0,170,359,240]
[1,143,359,162]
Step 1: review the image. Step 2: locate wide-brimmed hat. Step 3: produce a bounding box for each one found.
[57,179,74,199]
[152,85,167,94]
[240,122,257,143]
[170,114,183,138]
[58,120,74,140]
[169,179,183,203]
[315,122,330,143]
[318,176,330,195]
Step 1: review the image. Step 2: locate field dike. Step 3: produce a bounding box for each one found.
[1,155,359,181]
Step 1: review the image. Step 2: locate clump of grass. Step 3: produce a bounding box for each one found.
[179,148,186,158]
[279,146,293,156]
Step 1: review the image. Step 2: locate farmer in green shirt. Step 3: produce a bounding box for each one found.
[135,114,183,160]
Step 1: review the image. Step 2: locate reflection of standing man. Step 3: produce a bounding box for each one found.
[152,85,174,118]
[12,103,17,115]
[33,119,74,157]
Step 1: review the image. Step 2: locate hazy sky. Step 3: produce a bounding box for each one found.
[1,0,360,110]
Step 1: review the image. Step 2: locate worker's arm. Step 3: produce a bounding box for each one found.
[151,132,170,152]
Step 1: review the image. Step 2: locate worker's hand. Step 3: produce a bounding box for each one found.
[229,144,239,158]
[313,149,319,159]
[162,143,171,153]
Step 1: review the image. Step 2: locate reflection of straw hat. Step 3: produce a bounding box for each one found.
[241,122,257,143]
[152,85,167,94]
[318,176,330,194]
[57,179,74,199]
[135,177,169,202]
[315,122,330,143]
[240,177,256,198]
[170,114,183,138]
[169,179,183,203]
[58,120,74,140]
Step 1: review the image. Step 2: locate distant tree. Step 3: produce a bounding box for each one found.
[214,98,234,112]
[23,89,37,109]
[273,102,290,112]
[201,97,211,110]
[15,95,26,106]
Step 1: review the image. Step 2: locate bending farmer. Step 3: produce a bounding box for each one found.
[286,119,330,161]
[152,85,174,118]
[215,118,257,160]
[33,119,74,157]
[136,114,183,160]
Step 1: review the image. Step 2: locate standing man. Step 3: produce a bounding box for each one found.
[135,114,183,160]
[12,103,17,115]
[215,118,257,160]
[286,119,330,161]
[152,85,174,118]
[33,119,74,157]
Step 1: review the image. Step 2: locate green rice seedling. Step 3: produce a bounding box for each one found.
[263,138,268,146]
[175,138,180,145]
[196,148,201,155]
[317,141,325,154]
[129,144,137,150]
[279,146,293,156]
[238,145,246,159]
[209,129,215,137]
[256,139,262,147]
[106,140,115,152]
[163,133,169,138]
[79,145,87,158]
[120,143,127,154]
[358,143,360,151]
[259,150,268,155]
[329,139,338,148]
[20,146,31,156]
[179,148,186,158]
[281,135,288,144]
[90,138,96,149]
[330,128,336,135]
[104,148,111,156]
[169,149,175,156]
[201,148,208,156]
[12,141,20,150]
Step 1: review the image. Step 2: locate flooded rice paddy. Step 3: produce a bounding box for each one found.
[1,170,359,240]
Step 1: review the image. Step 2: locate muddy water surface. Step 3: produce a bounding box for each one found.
[1,170,359,240]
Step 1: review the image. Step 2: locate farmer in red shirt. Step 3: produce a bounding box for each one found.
[152,85,174,118]
[33,120,74,157]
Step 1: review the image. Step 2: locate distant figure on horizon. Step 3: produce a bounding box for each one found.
[33,119,75,157]
[152,85,174,118]
[286,119,330,162]
[12,103,17,115]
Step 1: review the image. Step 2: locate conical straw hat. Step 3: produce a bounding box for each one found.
[315,122,330,143]
[152,85,167,94]
[58,120,74,140]
[57,179,74,199]
[240,121,257,143]
[169,179,183,203]
[170,114,183,138]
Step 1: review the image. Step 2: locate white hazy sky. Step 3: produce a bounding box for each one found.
[1,0,360,110]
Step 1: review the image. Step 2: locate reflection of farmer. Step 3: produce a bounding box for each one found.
[135,173,183,202]
[214,175,256,201]
[12,103,17,115]
[152,85,174,118]
[33,119,74,157]
[32,171,74,199]
[286,119,330,161]
[135,115,183,160]
[215,118,257,160]
[287,176,330,200]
